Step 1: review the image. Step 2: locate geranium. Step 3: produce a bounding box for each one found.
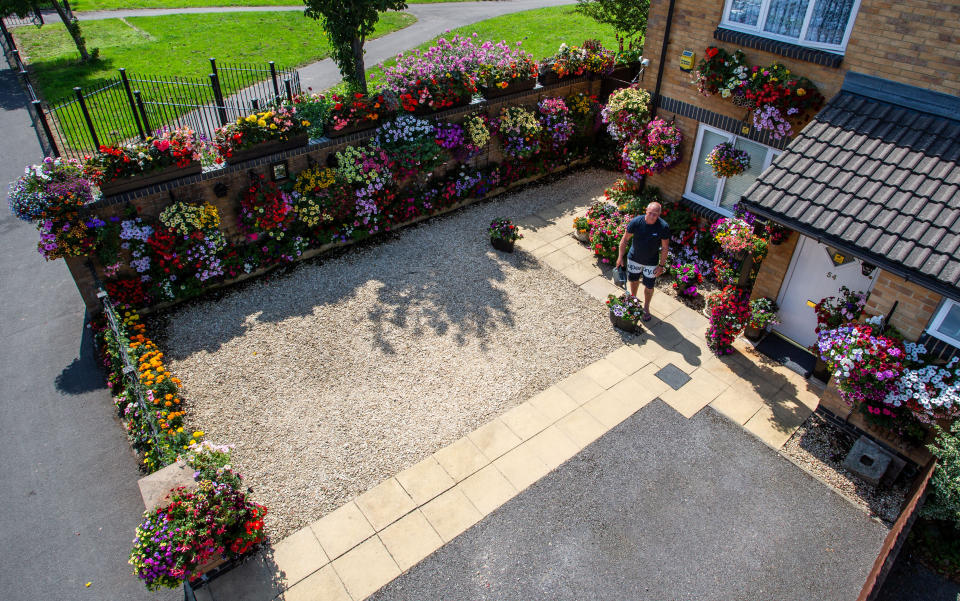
[537,97,574,150]
[488,217,523,242]
[495,106,541,159]
[129,479,266,590]
[692,47,748,97]
[84,127,201,185]
[706,142,750,178]
[706,285,751,354]
[323,90,399,132]
[601,85,651,141]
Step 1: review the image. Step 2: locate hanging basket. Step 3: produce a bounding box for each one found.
[732,93,753,108]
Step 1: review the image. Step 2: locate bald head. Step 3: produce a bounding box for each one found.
[644,202,662,224]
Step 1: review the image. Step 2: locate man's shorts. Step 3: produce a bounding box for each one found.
[627,259,658,289]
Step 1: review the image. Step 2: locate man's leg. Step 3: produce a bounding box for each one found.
[643,285,654,314]
[628,280,640,297]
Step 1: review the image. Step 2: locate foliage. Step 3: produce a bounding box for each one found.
[748,296,780,329]
[671,263,703,298]
[213,106,308,159]
[607,292,645,322]
[84,127,201,184]
[537,97,575,150]
[765,221,790,244]
[924,421,960,529]
[372,114,443,178]
[574,0,648,53]
[488,217,523,242]
[129,479,266,590]
[303,0,409,92]
[383,33,481,112]
[705,142,750,178]
[495,106,542,159]
[600,84,650,141]
[706,285,751,354]
[180,440,243,490]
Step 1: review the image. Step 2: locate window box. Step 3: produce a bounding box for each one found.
[720,0,861,53]
[683,124,780,214]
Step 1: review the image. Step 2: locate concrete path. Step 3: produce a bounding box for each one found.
[192,178,876,601]
[0,65,179,599]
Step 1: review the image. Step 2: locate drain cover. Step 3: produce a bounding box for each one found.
[654,364,690,390]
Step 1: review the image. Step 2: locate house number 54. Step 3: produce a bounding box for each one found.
[826,271,838,280]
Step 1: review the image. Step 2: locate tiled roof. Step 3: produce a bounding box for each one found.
[742,92,960,298]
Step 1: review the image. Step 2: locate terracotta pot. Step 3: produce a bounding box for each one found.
[98,162,202,197]
[479,78,537,100]
[226,134,309,165]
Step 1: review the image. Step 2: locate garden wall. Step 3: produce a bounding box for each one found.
[864,269,943,342]
[67,77,602,313]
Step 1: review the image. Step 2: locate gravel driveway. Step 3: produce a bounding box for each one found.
[162,169,623,538]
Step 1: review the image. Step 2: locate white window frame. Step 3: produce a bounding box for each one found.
[720,0,862,53]
[926,298,960,348]
[683,124,780,217]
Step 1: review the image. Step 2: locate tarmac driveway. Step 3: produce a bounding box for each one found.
[369,401,888,601]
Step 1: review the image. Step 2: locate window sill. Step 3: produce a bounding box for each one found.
[679,195,732,220]
[713,27,844,68]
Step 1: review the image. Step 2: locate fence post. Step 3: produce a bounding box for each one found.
[11,49,25,72]
[269,61,280,101]
[0,20,15,55]
[251,98,260,112]
[208,73,228,126]
[32,100,60,158]
[119,68,147,140]
[133,90,152,135]
[284,78,293,103]
[73,86,100,149]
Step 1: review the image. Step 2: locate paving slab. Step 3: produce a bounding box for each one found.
[368,402,889,601]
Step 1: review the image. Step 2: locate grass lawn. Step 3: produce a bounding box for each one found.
[70,0,464,10]
[365,6,620,88]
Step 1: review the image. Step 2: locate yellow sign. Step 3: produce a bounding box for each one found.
[679,50,695,72]
[832,253,845,265]
[806,300,816,308]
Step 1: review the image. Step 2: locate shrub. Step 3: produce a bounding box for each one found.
[924,421,960,529]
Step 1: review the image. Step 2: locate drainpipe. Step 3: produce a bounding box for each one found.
[651,0,677,118]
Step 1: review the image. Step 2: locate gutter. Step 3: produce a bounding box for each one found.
[650,0,677,118]
[740,200,960,304]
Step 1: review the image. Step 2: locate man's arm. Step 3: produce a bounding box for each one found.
[616,232,633,268]
[655,238,669,277]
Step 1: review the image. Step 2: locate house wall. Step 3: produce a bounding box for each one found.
[749,230,800,302]
[864,269,943,341]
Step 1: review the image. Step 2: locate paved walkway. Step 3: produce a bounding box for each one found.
[194,183,853,601]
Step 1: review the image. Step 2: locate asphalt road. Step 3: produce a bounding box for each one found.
[370,401,890,601]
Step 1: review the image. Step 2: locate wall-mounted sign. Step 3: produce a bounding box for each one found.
[679,50,695,72]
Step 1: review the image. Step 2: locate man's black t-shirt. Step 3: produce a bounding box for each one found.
[626,216,670,265]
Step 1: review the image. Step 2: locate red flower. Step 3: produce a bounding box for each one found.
[705,47,719,59]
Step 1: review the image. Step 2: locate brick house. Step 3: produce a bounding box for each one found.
[638,0,960,360]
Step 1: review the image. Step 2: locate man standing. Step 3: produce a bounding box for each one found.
[616,202,670,322]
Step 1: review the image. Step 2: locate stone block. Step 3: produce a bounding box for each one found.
[137,460,195,511]
[843,436,905,486]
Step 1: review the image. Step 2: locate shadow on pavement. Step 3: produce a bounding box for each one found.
[55,311,106,395]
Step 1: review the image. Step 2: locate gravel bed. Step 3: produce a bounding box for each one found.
[781,412,908,525]
[160,169,625,539]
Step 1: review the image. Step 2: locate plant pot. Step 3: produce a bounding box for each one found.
[225,134,309,164]
[574,230,589,242]
[409,94,473,116]
[538,64,560,86]
[609,311,638,333]
[490,237,515,253]
[98,162,202,197]
[608,61,641,82]
[479,78,537,100]
[744,325,764,341]
[325,118,386,138]
[811,357,831,382]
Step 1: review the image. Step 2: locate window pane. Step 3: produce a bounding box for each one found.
[763,0,809,38]
[690,130,729,202]
[719,138,768,210]
[727,0,762,26]
[937,303,960,340]
[805,0,854,45]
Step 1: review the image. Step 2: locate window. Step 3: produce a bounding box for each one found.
[721,0,861,52]
[927,299,960,348]
[684,125,780,214]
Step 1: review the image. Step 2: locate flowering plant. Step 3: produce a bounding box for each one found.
[814,286,867,334]
[573,216,590,234]
[324,90,398,132]
[294,166,336,197]
[887,347,960,424]
[495,106,542,159]
[84,127,201,184]
[589,210,629,263]
[706,285,751,354]
[372,115,443,178]
[671,263,703,298]
[159,201,220,238]
[335,144,395,221]
[693,46,748,97]
[748,296,780,329]
[546,39,615,78]
[537,97,574,150]
[744,62,823,139]
[476,38,538,87]
[384,34,481,112]
[9,157,93,222]
[239,176,293,234]
[129,479,266,590]
[640,118,683,174]
[566,92,601,131]
[213,106,308,159]
[706,142,750,178]
[620,137,648,182]
[462,113,491,152]
[765,221,790,244]
[601,85,651,141]
[488,217,523,242]
[607,293,645,322]
[711,217,763,257]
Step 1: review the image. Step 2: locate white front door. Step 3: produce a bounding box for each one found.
[774,236,877,348]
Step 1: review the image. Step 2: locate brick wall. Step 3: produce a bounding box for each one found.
[864,269,943,341]
[750,229,799,302]
[73,79,600,311]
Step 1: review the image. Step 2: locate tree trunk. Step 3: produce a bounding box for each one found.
[51,0,90,62]
[351,36,367,95]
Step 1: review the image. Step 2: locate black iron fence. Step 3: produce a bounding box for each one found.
[43,58,303,158]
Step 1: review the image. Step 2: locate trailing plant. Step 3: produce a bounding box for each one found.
[495,106,542,159]
[748,296,780,329]
[600,85,651,141]
[813,285,867,334]
[705,142,750,178]
[607,292,645,322]
[372,114,444,178]
[706,285,750,354]
[545,39,615,78]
